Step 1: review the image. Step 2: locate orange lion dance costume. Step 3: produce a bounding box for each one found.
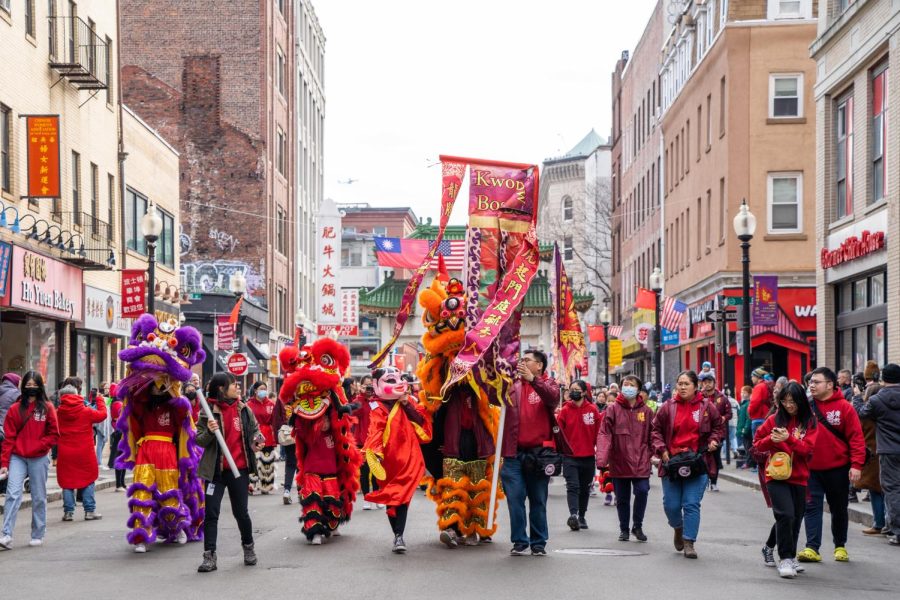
[417,261,503,547]
[278,339,361,544]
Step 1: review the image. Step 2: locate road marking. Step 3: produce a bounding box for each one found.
[554,548,647,556]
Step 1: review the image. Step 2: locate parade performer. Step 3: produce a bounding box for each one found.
[416,266,503,547]
[248,382,277,495]
[363,366,432,553]
[278,338,361,545]
[115,314,206,553]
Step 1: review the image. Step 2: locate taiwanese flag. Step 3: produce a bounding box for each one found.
[374,237,431,269]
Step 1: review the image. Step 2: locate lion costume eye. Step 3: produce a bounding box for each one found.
[320,354,335,367]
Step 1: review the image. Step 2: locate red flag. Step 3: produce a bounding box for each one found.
[588,325,605,342]
[634,287,657,311]
[228,296,243,325]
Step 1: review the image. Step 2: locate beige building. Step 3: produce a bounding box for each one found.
[812,0,898,371]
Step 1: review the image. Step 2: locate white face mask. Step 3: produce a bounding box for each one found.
[621,385,638,399]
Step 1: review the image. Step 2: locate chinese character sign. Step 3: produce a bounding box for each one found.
[341,288,359,334]
[317,198,342,328]
[120,269,147,318]
[26,116,61,198]
[553,244,587,384]
[0,241,12,298]
[752,275,778,327]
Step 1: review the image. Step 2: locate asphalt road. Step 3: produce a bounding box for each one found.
[1,471,895,599]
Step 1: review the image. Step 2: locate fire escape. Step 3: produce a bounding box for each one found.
[48,16,109,96]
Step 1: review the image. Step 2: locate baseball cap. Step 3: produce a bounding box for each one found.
[698,371,716,382]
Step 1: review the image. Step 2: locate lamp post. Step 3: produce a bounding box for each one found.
[599,301,611,387]
[649,266,663,389]
[732,199,757,388]
[140,204,163,315]
[229,271,247,349]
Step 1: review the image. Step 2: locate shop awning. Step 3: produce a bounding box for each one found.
[751,308,804,343]
[247,340,270,362]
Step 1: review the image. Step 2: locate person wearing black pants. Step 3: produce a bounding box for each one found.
[767,482,806,563]
[282,443,297,504]
[388,503,410,539]
[562,457,595,527]
[195,372,262,573]
[557,381,601,531]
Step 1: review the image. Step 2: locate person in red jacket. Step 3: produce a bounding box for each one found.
[797,367,867,563]
[350,375,380,509]
[0,372,59,549]
[754,381,819,578]
[749,368,773,438]
[56,376,107,522]
[699,370,732,492]
[596,374,654,542]
[651,370,725,559]
[557,379,601,532]
[248,382,277,495]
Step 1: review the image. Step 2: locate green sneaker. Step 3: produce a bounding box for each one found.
[797,547,822,562]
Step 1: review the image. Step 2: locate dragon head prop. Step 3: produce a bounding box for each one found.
[118,314,205,386]
[279,337,350,420]
[418,274,466,357]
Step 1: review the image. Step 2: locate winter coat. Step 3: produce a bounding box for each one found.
[498,375,561,458]
[56,386,107,489]
[595,394,654,478]
[651,392,725,478]
[749,382,772,420]
[1,400,59,468]
[753,414,818,487]
[705,389,732,426]
[737,399,751,438]
[859,384,900,456]
[809,389,867,471]
[557,400,601,458]
[0,380,21,441]
[196,400,261,481]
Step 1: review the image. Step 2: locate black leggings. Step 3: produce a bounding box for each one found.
[768,481,806,560]
[563,456,595,517]
[359,457,379,495]
[204,468,254,552]
[283,445,297,491]
[388,503,410,536]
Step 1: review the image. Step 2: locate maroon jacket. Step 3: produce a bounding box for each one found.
[499,375,560,458]
[650,393,725,479]
[441,386,496,459]
[595,394,654,478]
[705,389,732,426]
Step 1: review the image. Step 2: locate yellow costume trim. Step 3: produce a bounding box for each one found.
[382,402,401,448]
[365,449,386,481]
[411,421,431,443]
[138,435,174,445]
[427,458,504,536]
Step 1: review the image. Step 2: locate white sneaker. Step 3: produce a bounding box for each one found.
[29,538,42,547]
[777,559,796,578]
[101,466,110,471]
[0,535,11,549]
[176,530,187,545]
[363,501,373,510]
[133,543,147,553]
[332,528,341,537]
[376,504,385,509]
[791,558,805,573]
[311,534,324,545]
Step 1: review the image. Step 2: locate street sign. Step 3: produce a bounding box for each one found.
[226,352,249,376]
[189,293,202,300]
[705,310,737,323]
[725,297,743,306]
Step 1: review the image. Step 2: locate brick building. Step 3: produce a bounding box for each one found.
[812,0,898,371]
[120,0,298,350]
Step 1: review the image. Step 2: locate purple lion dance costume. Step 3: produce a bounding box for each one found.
[114,314,206,551]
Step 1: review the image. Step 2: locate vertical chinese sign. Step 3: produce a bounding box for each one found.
[120,269,146,318]
[25,116,61,199]
[216,315,235,351]
[0,241,12,298]
[340,288,359,336]
[552,243,587,384]
[316,197,341,337]
[752,275,778,326]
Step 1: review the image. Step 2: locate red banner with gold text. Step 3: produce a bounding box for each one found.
[25,116,61,199]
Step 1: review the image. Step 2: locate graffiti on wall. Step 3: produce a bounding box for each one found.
[180,259,265,298]
[208,227,239,253]
[180,225,193,257]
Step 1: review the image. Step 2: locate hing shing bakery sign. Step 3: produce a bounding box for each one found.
[9,246,83,319]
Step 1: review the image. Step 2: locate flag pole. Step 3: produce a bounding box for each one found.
[486,401,507,531]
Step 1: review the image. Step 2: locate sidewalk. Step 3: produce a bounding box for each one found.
[3,463,133,510]
[716,463,875,527]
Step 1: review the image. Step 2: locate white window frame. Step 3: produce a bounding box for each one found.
[767,0,812,19]
[0,0,10,14]
[563,236,574,261]
[767,171,803,234]
[562,196,573,221]
[372,226,387,236]
[720,0,728,27]
[768,73,804,118]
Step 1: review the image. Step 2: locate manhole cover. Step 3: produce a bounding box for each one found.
[554,548,646,556]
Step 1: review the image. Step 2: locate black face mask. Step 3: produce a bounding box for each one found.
[23,388,39,398]
[569,391,583,401]
[185,391,197,400]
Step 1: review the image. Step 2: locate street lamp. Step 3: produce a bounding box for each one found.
[599,300,612,387]
[649,266,663,388]
[733,199,757,388]
[140,204,163,314]
[229,271,247,352]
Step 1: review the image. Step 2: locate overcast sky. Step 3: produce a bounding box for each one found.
[315,0,659,226]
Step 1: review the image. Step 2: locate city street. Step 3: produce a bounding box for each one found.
[1,469,895,599]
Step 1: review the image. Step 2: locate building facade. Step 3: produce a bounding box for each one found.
[120,0,297,354]
[812,0,898,371]
[658,0,819,388]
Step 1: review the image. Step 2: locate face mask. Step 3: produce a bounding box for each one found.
[621,386,638,399]
[23,388,39,398]
[256,390,268,399]
[569,390,583,401]
[185,390,197,400]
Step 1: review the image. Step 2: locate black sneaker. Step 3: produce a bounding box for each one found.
[848,490,859,503]
[531,545,547,557]
[392,534,407,554]
[618,530,629,542]
[631,526,647,542]
[566,514,580,531]
[510,543,529,556]
[578,517,588,530]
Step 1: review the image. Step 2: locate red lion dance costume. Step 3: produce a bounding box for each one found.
[278,338,361,544]
[115,314,206,552]
[417,265,503,547]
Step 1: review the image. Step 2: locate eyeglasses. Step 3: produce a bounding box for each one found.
[808,379,827,386]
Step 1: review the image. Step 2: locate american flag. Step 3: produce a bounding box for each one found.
[426,240,466,271]
[608,325,624,338]
[660,296,688,332]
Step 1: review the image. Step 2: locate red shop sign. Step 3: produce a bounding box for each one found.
[820,230,885,269]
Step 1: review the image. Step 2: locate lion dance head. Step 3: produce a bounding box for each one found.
[278,337,350,420]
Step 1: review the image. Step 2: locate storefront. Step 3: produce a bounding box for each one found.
[0,245,83,388]
[77,285,134,394]
[820,209,888,373]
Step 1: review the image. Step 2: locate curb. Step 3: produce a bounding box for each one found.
[12,474,133,511]
[717,469,874,527]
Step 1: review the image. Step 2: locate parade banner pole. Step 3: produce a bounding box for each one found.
[486,401,507,530]
[197,394,241,478]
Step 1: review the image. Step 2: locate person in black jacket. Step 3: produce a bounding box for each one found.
[859,363,900,545]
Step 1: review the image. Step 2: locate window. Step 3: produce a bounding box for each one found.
[89,163,98,233]
[372,226,387,236]
[768,0,807,19]
[48,1,57,59]
[562,196,573,221]
[563,236,573,261]
[275,206,284,254]
[275,127,285,174]
[87,18,96,75]
[836,271,887,372]
[719,76,727,135]
[276,46,285,96]
[835,93,853,219]
[720,0,728,26]
[159,209,175,268]
[107,173,115,239]
[719,177,726,244]
[25,0,35,36]
[872,65,888,204]
[685,120,690,173]
[341,245,363,267]
[705,189,712,250]
[696,197,702,259]
[1,105,10,193]
[697,105,702,161]
[0,0,10,14]
[767,172,802,233]
[105,35,113,104]
[706,94,712,148]
[342,226,356,235]
[125,187,148,254]
[769,74,802,118]
[71,151,81,220]
[276,0,284,15]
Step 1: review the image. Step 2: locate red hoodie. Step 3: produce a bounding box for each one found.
[749,382,773,420]
[753,414,818,486]
[557,400,601,458]
[809,389,867,471]
[1,400,59,468]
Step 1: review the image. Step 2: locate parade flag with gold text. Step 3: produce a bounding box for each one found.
[552,243,588,384]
